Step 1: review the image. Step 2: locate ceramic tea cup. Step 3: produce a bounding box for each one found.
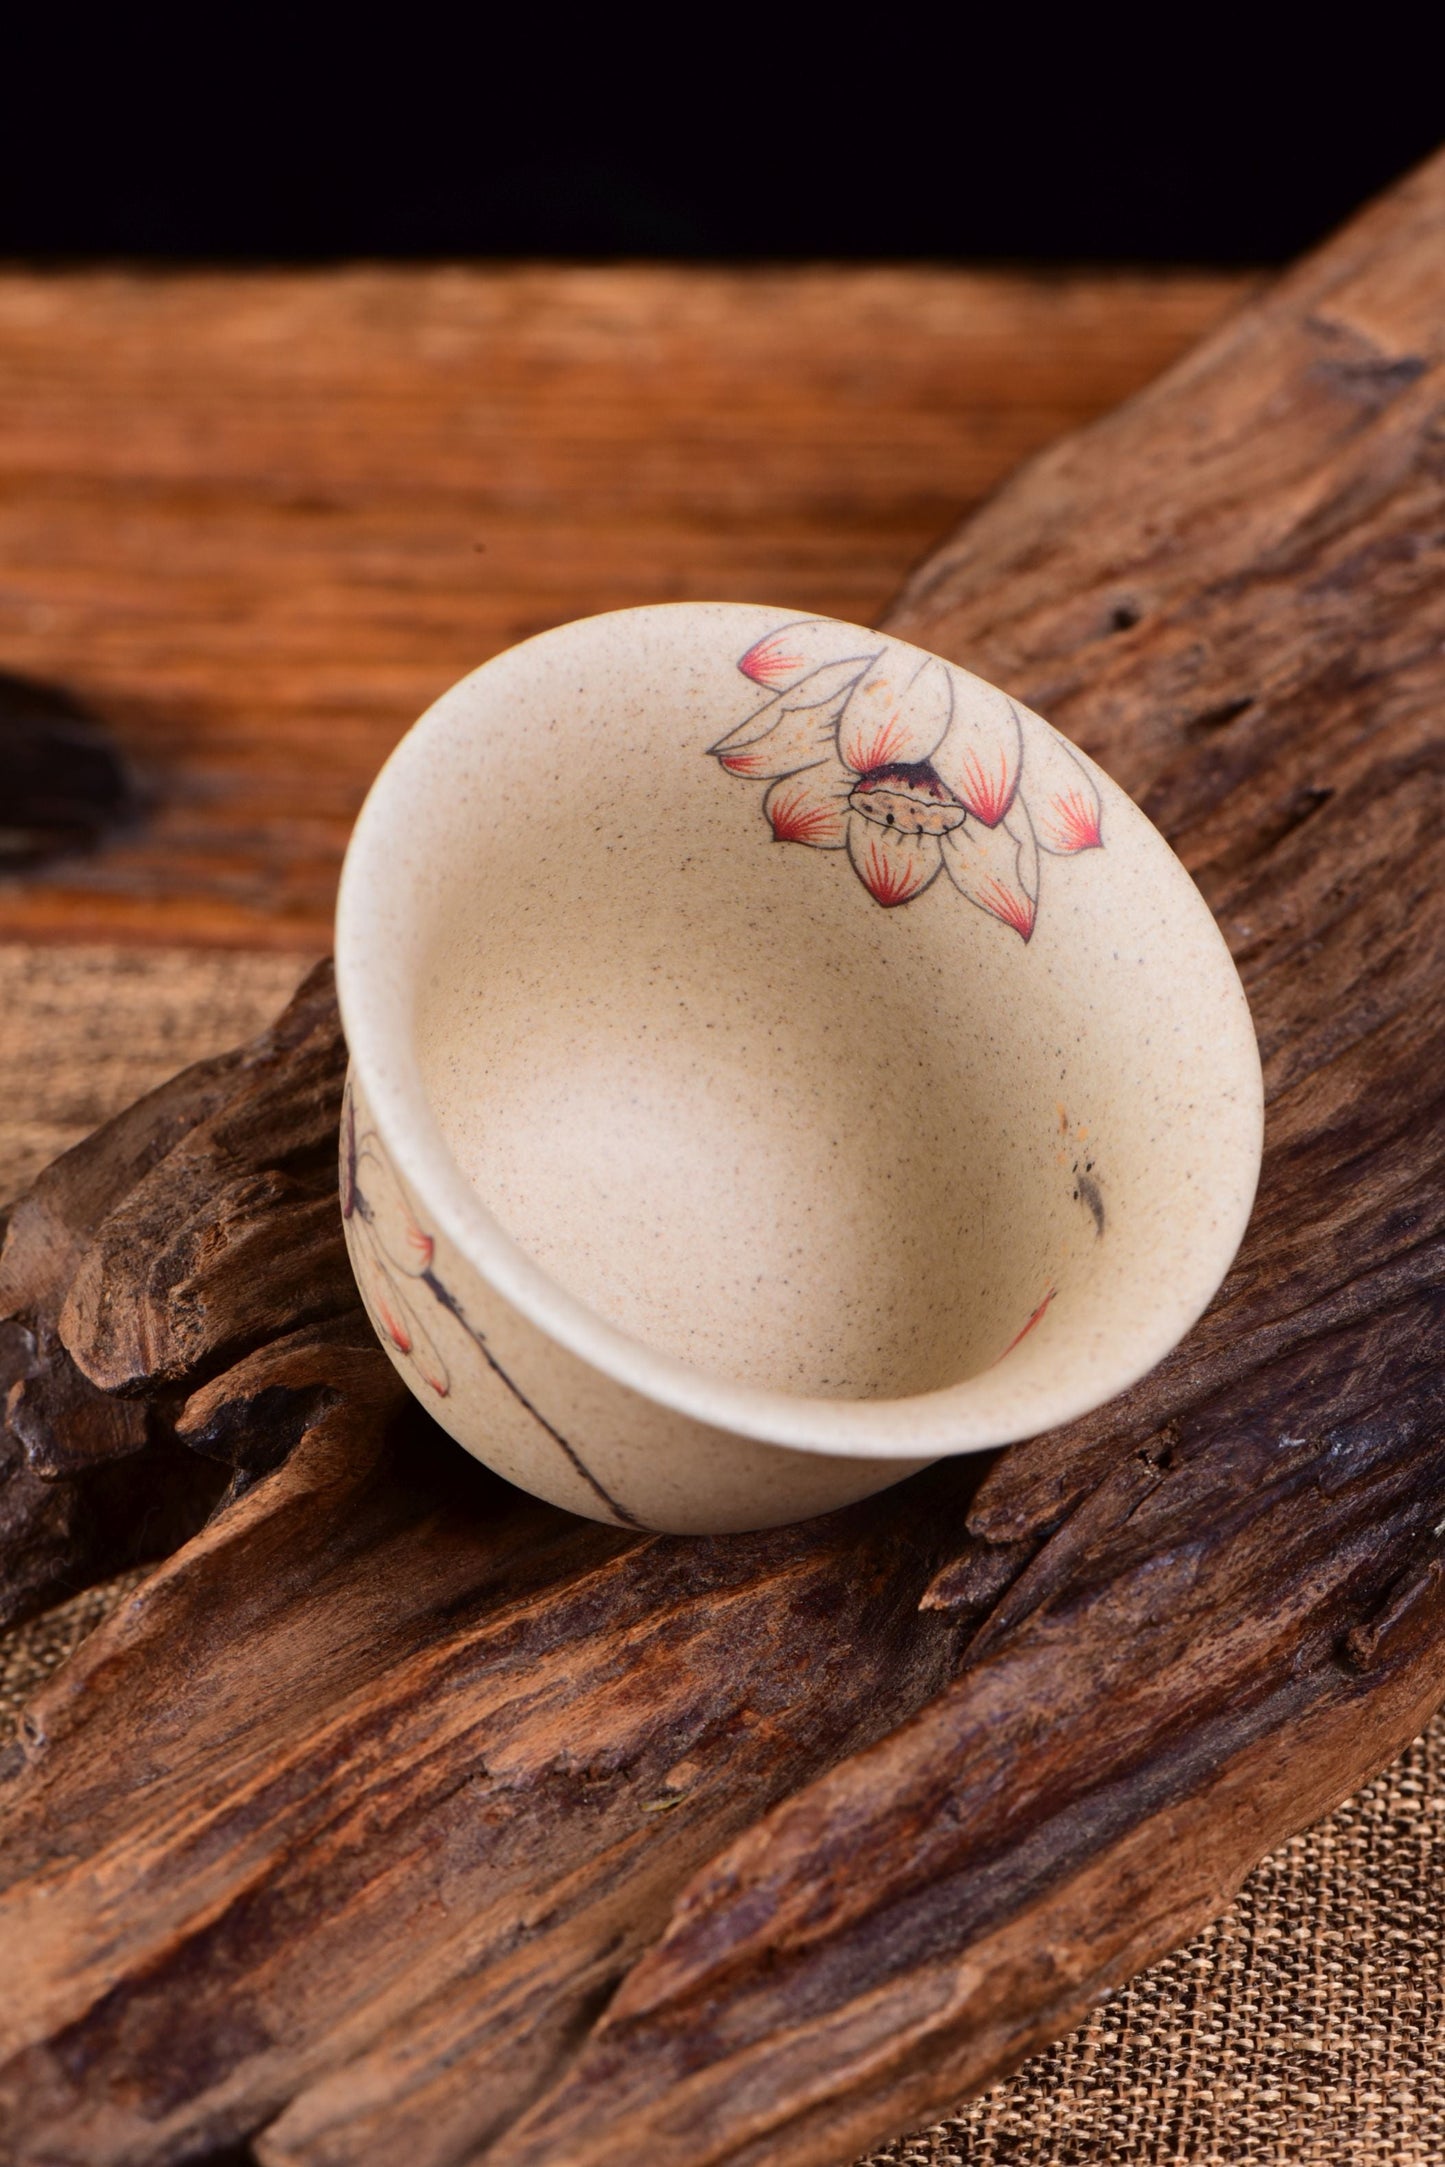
[335,603,1262,1534]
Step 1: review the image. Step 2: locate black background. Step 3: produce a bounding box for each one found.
[6,18,1440,264]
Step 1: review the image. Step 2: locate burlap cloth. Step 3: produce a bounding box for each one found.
[2,944,1442,2167]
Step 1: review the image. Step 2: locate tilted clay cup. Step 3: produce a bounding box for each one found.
[335,603,1262,1535]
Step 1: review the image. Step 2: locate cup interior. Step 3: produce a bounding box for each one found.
[338,604,1262,1455]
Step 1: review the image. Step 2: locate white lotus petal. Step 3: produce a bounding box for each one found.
[1019,722,1104,854]
[710,661,866,780]
[738,619,881,690]
[356,1139,435,1277]
[846,814,942,907]
[838,652,952,777]
[709,690,781,754]
[357,1239,450,1396]
[764,761,853,848]
[931,686,1023,827]
[942,805,1039,940]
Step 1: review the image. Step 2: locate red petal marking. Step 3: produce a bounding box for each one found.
[977,876,1036,941]
[857,835,931,907]
[998,1286,1056,1362]
[739,632,805,686]
[1043,789,1102,852]
[719,747,771,777]
[411,1336,450,1397]
[402,1218,435,1271]
[951,748,1017,827]
[769,781,843,845]
[373,1279,414,1355]
[846,710,913,778]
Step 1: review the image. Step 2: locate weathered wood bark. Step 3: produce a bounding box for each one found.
[489,154,1445,2167]
[0,961,353,1630]
[0,987,985,2167]
[2,153,1444,2167]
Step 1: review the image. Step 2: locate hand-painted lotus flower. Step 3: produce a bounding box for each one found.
[710,620,1104,939]
[341,1090,449,1395]
[339,1090,647,1525]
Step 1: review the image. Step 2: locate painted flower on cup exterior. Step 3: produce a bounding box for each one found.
[340,1088,450,1398]
[710,619,1103,939]
[341,1080,648,1527]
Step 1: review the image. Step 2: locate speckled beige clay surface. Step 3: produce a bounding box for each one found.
[335,603,1262,1533]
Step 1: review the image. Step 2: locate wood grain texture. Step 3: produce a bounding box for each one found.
[1,164,1443,2167]
[0,944,313,1204]
[0,975,983,2159]
[0,969,985,2167]
[0,963,345,1628]
[0,264,1245,948]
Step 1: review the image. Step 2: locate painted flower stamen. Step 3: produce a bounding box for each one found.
[848,760,966,837]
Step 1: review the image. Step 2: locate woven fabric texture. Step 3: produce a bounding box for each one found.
[2,944,1442,2167]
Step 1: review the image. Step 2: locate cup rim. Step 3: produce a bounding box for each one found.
[335,602,1264,1462]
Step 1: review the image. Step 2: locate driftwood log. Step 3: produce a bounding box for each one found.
[1,151,1444,2167]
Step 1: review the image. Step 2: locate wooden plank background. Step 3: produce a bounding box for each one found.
[0,265,1249,949]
